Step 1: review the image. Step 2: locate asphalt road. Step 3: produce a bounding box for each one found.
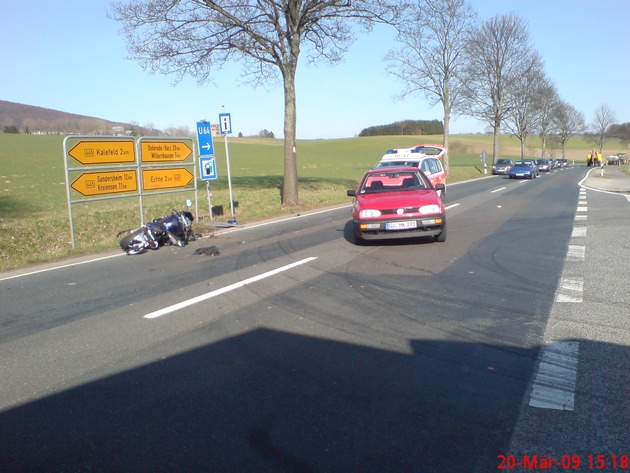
[1,166,628,472]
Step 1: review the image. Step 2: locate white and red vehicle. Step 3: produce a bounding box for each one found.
[374,144,447,197]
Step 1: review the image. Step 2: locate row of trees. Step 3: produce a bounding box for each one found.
[607,122,630,142]
[359,119,444,137]
[383,0,620,173]
[109,0,620,205]
[0,117,161,136]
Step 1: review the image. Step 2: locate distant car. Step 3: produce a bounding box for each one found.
[492,158,514,175]
[347,167,446,243]
[375,144,447,197]
[509,161,538,179]
[522,159,540,177]
[607,155,620,165]
[536,158,551,172]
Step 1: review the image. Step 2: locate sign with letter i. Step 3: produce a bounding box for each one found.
[219,113,232,135]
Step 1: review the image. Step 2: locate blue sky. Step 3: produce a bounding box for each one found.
[2,0,629,139]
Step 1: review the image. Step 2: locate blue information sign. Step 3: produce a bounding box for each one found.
[218,113,232,135]
[196,120,214,155]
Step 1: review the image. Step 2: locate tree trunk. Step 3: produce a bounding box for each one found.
[492,119,501,162]
[282,66,299,206]
[442,106,450,175]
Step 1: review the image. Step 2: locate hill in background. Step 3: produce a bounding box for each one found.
[0,100,163,136]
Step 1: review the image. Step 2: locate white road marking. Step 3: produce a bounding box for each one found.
[445,203,460,210]
[529,341,579,411]
[0,254,124,282]
[491,187,506,193]
[143,257,318,319]
[217,205,350,234]
[555,277,584,303]
[567,245,586,261]
[571,227,587,238]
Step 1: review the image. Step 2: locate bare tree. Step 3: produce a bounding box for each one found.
[591,103,616,152]
[166,125,193,137]
[552,100,585,159]
[503,55,545,159]
[535,80,559,158]
[385,0,477,174]
[458,13,538,162]
[109,0,399,206]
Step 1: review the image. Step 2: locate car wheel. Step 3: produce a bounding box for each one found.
[434,225,447,243]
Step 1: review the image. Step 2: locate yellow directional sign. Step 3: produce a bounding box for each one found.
[68,140,136,165]
[140,140,193,163]
[71,170,138,196]
[142,168,194,191]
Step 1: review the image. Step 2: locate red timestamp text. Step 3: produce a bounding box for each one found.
[498,453,630,470]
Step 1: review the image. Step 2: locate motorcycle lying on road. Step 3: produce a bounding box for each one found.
[119,200,196,255]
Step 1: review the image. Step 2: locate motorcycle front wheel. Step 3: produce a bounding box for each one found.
[120,229,146,254]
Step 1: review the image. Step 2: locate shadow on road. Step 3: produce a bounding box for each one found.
[1,327,543,472]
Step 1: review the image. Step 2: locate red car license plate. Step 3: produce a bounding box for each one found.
[386,221,417,230]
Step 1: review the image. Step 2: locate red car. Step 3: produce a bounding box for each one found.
[347,167,446,243]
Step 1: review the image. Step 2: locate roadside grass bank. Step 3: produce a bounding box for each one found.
[0,133,624,272]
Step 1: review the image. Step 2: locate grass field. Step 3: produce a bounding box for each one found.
[0,132,624,272]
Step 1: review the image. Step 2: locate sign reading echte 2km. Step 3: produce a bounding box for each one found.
[68,140,136,165]
[142,168,194,190]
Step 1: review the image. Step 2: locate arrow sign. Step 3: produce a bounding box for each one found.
[197,120,215,156]
[68,140,136,165]
[142,168,194,191]
[140,140,193,163]
[71,170,138,196]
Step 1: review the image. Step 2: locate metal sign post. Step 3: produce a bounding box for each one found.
[206,182,213,220]
[219,110,236,224]
[64,136,196,248]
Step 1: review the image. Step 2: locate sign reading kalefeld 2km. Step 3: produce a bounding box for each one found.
[140,140,193,163]
[71,170,138,196]
[142,168,194,191]
[68,140,136,165]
